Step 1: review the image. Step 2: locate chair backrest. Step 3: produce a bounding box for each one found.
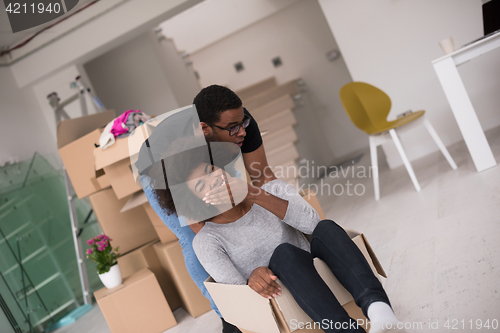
[339,82,392,134]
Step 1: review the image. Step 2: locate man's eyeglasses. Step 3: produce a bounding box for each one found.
[208,115,251,136]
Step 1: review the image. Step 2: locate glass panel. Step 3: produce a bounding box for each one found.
[0,153,104,332]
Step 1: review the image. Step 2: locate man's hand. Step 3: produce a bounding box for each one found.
[247,266,281,299]
[203,177,259,206]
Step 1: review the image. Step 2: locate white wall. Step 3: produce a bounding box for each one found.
[7,0,128,62]
[84,32,180,117]
[0,67,58,164]
[148,31,201,107]
[159,0,300,54]
[1,0,204,166]
[9,0,203,87]
[32,65,101,143]
[189,0,364,165]
[318,0,500,169]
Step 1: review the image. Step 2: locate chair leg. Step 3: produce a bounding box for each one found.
[369,136,380,201]
[423,117,458,170]
[389,129,421,192]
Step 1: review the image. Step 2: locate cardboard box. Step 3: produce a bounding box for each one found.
[94,136,142,200]
[94,268,176,333]
[116,240,182,310]
[103,159,141,200]
[89,188,159,254]
[95,169,111,189]
[154,240,212,318]
[204,230,386,333]
[121,190,178,244]
[237,300,364,333]
[59,129,111,199]
[56,110,115,149]
[93,119,153,200]
[57,110,115,199]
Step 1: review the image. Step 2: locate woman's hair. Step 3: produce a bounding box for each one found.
[193,85,242,124]
[146,137,239,222]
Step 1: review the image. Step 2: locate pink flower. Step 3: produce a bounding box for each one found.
[86,248,93,255]
[97,234,112,242]
[86,239,94,246]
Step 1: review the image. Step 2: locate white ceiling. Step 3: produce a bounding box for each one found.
[0,0,95,51]
[159,0,301,54]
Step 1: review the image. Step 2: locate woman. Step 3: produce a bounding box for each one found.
[148,140,406,333]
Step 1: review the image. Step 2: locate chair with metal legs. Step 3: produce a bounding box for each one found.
[340,82,457,200]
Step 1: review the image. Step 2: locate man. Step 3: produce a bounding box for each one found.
[192,85,293,233]
[140,85,292,333]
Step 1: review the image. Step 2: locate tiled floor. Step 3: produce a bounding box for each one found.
[54,126,500,333]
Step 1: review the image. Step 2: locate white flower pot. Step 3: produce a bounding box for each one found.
[98,264,122,289]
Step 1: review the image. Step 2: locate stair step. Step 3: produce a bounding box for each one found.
[263,127,297,152]
[258,109,296,134]
[17,272,61,301]
[251,95,295,123]
[267,144,299,168]
[271,160,299,181]
[32,299,76,327]
[236,77,277,101]
[243,79,300,110]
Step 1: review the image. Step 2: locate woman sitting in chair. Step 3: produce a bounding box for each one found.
[146,138,406,333]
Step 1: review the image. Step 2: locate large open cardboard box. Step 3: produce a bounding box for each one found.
[94,268,177,333]
[57,110,115,198]
[116,240,182,310]
[154,240,212,318]
[204,229,386,333]
[89,188,159,254]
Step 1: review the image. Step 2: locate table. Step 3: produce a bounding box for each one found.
[432,32,500,172]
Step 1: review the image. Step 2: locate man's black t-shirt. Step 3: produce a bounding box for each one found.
[241,108,263,154]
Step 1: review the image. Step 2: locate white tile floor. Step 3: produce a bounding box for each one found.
[54,126,500,333]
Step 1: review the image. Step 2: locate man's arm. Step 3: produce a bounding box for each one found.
[242,144,289,220]
[205,143,289,220]
[242,145,276,188]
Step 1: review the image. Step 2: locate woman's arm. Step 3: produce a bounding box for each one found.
[192,234,247,285]
[193,233,281,299]
[204,176,290,220]
[266,181,321,234]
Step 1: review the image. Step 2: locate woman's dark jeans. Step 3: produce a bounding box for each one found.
[268,220,391,333]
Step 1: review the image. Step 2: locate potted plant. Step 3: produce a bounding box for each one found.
[86,234,122,289]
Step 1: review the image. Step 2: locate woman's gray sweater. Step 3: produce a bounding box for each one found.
[192,179,321,285]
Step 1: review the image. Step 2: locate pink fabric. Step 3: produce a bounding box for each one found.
[110,110,136,137]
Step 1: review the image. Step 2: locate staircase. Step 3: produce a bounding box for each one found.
[236,78,306,187]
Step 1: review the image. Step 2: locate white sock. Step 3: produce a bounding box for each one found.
[367,302,406,333]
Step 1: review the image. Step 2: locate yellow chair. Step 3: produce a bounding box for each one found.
[340,82,457,200]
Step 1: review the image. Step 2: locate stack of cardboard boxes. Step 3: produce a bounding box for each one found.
[57,112,212,333]
[118,191,213,320]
